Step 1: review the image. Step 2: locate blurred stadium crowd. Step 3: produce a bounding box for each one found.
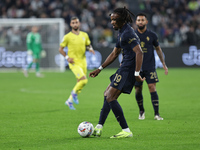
[138,0,200,47]
[0,0,200,48]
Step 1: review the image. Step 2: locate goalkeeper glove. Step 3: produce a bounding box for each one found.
[27,50,33,55]
[40,50,46,58]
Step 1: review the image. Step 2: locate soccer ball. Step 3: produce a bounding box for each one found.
[77,121,94,137]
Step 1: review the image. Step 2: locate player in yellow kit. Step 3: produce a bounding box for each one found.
[59,17,95,110]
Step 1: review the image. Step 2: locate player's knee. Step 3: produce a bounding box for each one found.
[106,94,118,103]
[148,84,156,92]
[78,75,87,81]
[105,93,111,102]
[81,78,88,86]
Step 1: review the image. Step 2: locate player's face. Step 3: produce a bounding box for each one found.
[136,16,148,30]
[110,13,123,30]
[70,19,80,31]
[32,26,39,33]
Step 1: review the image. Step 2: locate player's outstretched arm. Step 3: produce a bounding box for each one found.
[155,46,168,75]
[59,46,74,63]
[89,47,121,78]
[133,44,146,82]
[89,69,101,78]
[101,47,121,68]
[87,45,95,55]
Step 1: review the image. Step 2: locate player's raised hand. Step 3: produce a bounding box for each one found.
[135,76,146,82]
[89,69,101,78]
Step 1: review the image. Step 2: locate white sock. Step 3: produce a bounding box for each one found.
[67,94,73,103]
[122,128,131,132]
[96,124,103,129]
[72,90,77,94]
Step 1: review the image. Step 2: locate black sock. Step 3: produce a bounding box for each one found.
[135,92,144,112]
[151,92,159,115]
[98,96,111,125]
[109,100,128,129]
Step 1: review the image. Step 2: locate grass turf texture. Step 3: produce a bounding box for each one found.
[0,68,199,150]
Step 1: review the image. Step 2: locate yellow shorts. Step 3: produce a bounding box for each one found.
[69,61,87,79]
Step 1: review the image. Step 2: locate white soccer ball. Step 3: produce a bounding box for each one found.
[77,121,94,137]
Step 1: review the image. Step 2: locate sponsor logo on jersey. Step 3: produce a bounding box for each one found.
[146,36,150,41]
[114,83,118,86]
[128,38,136,44]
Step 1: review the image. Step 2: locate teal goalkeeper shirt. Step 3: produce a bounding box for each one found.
[26,32,42,53]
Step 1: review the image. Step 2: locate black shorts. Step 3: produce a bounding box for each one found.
[110,67,135,94]
[135,70,159,86]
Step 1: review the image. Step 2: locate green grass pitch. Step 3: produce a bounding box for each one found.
[0,68,200,150]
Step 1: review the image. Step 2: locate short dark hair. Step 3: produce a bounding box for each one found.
[111,7,135,24]
[136,13,147,19]
[70,16,79,21]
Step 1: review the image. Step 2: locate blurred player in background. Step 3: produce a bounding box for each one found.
[89,7,145,138]
[24,26,45,77]
[134,13,168,120]
[59,17,95,110]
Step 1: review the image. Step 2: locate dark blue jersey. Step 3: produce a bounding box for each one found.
[116,23,140,69]
[135,29,159,70]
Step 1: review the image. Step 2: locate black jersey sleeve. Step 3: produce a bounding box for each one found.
[151,31,159,47]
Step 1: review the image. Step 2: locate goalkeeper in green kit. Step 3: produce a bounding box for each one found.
[24,26,45,77]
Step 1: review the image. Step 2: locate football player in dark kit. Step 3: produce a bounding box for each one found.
[89,7,145,138]
[134,13,168,120]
